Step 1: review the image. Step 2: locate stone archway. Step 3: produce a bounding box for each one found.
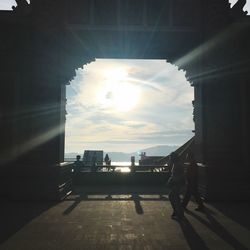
[0,0,249,200]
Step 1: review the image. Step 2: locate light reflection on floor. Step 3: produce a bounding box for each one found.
[115,167,131,173]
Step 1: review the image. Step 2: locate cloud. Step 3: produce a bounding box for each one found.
[65,59,194,153]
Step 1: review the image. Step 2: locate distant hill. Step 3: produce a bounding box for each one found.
[103,151,132,162]
[64,152,79,159]
[106,145,179,161]
[65,145,179,162]
[137,145,179,157]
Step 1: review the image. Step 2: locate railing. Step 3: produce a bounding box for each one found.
[73,164,168,173]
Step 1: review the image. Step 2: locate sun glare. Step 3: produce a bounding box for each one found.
[66,59,194,155]
[97,67,141,112]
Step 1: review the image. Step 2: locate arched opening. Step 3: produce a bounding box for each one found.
[65,59,194,166]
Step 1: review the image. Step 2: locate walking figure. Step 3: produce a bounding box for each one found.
[167,152,185,220]
[104,154,111,171]
[182,152,204,211]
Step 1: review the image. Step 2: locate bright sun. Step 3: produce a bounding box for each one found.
[97,67,141,112]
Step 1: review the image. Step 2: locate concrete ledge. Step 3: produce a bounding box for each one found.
[73,172,170,185]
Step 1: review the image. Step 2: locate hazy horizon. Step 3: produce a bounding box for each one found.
[65,143,182,155]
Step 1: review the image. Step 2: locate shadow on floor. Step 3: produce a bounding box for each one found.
[64,186,250,249]
[63,185,169,215]
[0,202,56,244]
[186,208,249,250]
[63,192,151,215]
[179,217,210,250]
[131,193,144,214]
[211,202,250,230]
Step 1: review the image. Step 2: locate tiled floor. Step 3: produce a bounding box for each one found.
[0,186,249,250]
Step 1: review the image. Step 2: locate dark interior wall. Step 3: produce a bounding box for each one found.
[203,81,240,163]
[0,4,66,166]
[199,16,250,199]
[0,13,30,166]
[193,83,205,163]
[0,6,72,200]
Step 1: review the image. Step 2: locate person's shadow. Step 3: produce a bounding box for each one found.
[63,193,144,215]
[174,216,208,249]
[131,193,144,215]
[63,193,87,215]
[185,209,249,250]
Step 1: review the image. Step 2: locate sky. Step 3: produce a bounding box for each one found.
[0,0,250,12]
[65,59,194,154]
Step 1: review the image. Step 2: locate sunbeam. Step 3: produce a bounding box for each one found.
[1,124,64,165]
[174,24,240,69]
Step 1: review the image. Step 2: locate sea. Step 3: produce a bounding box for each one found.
[65,159,138,173]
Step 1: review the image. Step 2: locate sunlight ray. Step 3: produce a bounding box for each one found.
[1,124,64,164]
[174,24,239,69]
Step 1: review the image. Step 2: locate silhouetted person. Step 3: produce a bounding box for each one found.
[104,154,109,164]
[182,152,204,211]
[104,154,111,171]
[168,152,185,220]
[91,153,97,172]
[74,155,82,173]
